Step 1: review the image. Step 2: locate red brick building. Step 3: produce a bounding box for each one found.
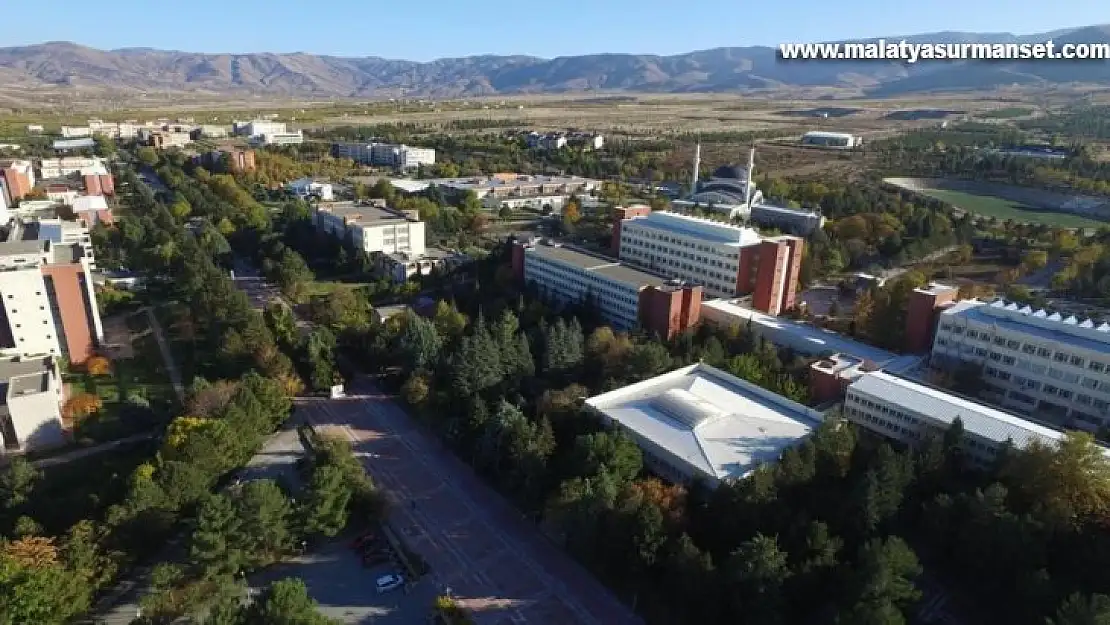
[514,239,701,339]
[905,283,960,353]
[0,160,34,201]
[613,209,804,316]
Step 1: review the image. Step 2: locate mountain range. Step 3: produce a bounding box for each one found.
[0,25,1108,99]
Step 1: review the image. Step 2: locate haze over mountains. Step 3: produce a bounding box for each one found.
[0,25,1108,99]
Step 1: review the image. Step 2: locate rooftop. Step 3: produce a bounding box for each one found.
[315,202,411,226]
[624,211,763,246]
[850,371,1095,451]
[942,299,1110,353]
[389,173,601,193]
[803,131,858,139]
[0,357,54,405]
[72,195,109,212]
[702,299,922,372]
[525,242,670,289]
[586,363,824,482]
[916,282,959,296]
[0,239,49,259]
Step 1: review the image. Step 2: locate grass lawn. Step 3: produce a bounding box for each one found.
[977,107,1034,119]
[919,188,1109,229]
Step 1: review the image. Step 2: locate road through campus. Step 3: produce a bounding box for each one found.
[298,380,641,625]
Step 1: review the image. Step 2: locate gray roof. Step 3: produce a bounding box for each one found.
[315,202,410,226]
[849,371,1082,450]
[0,357,54,405]
[0,239,48,255]
[527,244,669,288]
[944,299,1110,356]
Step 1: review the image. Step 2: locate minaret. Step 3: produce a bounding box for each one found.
[691,142,701,192]
[744,144,756,207]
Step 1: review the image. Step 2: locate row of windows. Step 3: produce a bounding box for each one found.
[942,345,1110,398]
[940,324,1110,371]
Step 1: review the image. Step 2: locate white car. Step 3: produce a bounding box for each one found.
[375,573,404,594]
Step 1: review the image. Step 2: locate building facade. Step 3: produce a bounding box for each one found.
[844,370,1093,467]
[313,202,426,257]
[238,120,287,137]
[614,210,804,315]
[512,239,701,338]
[40,157,104,179]
[332,142,435,169]
[287,178,334,201]
[0,356,66,453]
[0,161,34,201]
[931,299,1110,431]
[0,241,103,364]
[801,131,862,149]
[254,131,304,146]
[905,282,960,352]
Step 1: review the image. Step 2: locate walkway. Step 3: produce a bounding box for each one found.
[144,307,185,402]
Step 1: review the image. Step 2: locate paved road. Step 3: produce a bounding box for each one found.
[300,383,640,625]
[144,307,185,402]
[90,424,308,625]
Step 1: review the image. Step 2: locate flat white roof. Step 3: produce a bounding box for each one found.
[624,211,763,247]
[942,298,1110,354]
[702,299,922,372]
[849,371,1105,452]
[586,363,824,482]
[71,195,108,212]
[803,131,858,139]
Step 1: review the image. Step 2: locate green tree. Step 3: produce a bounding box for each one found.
[1048,593,1110,625]
[301,465,351,538]
[137,146,159,167]
[0,457,40,509]
[242,578,339,625]
[235,480,294,566]
[189,493,245,578]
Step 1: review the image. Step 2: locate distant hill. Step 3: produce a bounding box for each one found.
[0,25,1107,99]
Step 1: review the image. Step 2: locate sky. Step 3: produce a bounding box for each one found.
[3,0,1107,61]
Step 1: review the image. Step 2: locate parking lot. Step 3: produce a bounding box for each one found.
[250,538,434,625]
[298,380,641,625]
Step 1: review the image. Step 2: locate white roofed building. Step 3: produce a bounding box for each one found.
[585,363,824,486]
[801,131,862,148]
[844,371,1107,467]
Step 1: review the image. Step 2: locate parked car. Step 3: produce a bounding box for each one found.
[375,573,404,594]
[349,532,377,550]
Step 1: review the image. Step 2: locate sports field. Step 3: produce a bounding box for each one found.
[918,188,1109,229]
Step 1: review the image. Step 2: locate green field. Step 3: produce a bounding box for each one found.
[918,188,1109,229]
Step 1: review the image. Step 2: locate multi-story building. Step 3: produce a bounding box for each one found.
[0,240,103,364]
[195,125,229,139]
[906,282,960,352]
[52,138,97,152]
[0,160,34,201]
[61,126,92,139]
[511,239,702,338]
[253,131,303,146]
[71,195,113,226]
[87,119,120,138]
[194,149,257,173]
[930,299,1110,431]
[389,173,601,209]
[237,120,287,138]
[313,202,426,257]
[843,370,1102,468]
[801,131,862,149]
[377,247,471,283]
[25,125,44,134]
[81,163,115,196]
[332,142,435,169]
[613,209,804,315]
[585,362,823,486]
[287,178,334,201]
[0,355,66,453]
[45,185,79,205]
[148,131,192,150]
[40,157,104,180]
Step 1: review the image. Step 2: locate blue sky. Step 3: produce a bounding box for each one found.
[4,0,1106,60]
